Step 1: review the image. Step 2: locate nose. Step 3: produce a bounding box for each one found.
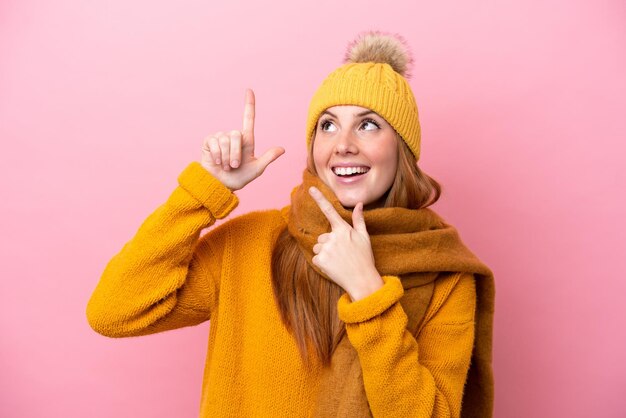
[335,130,358,155]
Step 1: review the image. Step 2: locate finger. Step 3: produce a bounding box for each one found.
[312,254,325,269]
[253,147,285,176]
[229,130,242,168]
[208,135,222,165]
[317,233,330,244]
[352,202,369,235]
[202,137,214,163]
[218,134,231,171]
[308,186,347,230]
[242,88,255,151]
[313,243,321,254]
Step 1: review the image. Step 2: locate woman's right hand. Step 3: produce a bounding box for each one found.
[201,89,285,192]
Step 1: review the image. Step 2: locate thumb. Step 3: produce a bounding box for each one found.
[352,202,369,236]
[255,146,285,174]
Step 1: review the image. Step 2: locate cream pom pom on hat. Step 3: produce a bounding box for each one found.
[305,30,422,161]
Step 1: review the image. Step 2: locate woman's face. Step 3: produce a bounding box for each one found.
[312,105,399,209]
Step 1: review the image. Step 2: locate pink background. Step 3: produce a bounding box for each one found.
[1,0,625,417]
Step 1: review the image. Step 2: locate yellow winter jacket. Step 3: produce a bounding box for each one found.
[86,161,477,417]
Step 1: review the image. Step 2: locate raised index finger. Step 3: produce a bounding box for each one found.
[242,88,255,147]
[308,186,347,230]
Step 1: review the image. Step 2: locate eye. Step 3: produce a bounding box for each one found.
[319,118,337,132]
[360,118,380,131]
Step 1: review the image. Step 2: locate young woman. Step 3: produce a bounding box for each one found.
[86,31,495,418]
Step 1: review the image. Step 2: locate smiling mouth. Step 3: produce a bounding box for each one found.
[332,166,370,177]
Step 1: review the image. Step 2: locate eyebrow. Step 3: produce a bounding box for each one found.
[321,110,377,118]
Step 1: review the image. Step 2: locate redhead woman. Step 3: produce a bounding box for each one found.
[86,31,495,418]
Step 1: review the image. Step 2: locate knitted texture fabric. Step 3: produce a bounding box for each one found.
[86,161,494,417]
[305,62,422,161]
[285,167,496,418]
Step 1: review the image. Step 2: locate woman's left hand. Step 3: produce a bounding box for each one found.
[309,186,384,301]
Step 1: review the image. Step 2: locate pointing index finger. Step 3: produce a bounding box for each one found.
[242,88,255,147]
[309,187,347,230]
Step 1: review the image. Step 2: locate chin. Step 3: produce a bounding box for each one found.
[345,192,389,210]
[337,194,375,210]
[337,199,357,210]
[333,194,357,209]
[340,203,357,210]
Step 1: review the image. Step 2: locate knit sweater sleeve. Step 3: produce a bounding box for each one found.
[337,272,476,418]
[86,162,238,338]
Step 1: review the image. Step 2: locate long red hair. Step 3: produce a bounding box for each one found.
[270,132,441,366]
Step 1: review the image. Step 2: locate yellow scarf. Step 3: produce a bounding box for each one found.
[280,168,496,418]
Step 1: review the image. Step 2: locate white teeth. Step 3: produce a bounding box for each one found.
[333,167,369,176]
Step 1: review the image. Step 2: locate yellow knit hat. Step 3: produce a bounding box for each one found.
[306,31,421,161]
